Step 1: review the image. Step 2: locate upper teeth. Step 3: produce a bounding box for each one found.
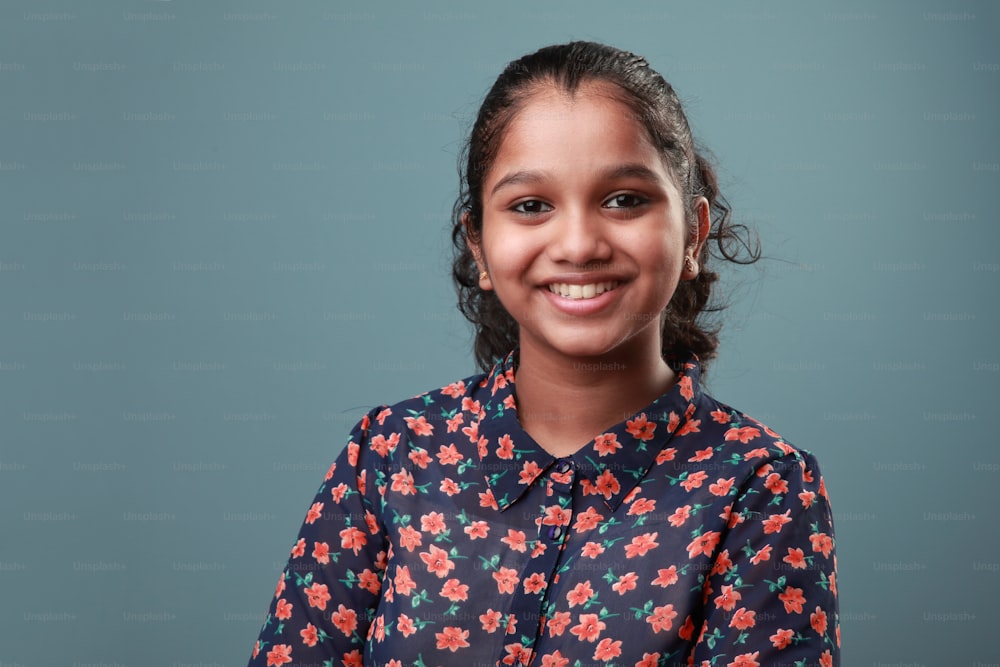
[548,281,618,300]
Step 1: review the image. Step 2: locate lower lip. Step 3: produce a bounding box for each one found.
[541,285,622,316]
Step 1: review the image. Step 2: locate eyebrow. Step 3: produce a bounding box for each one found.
[489,163,666,198]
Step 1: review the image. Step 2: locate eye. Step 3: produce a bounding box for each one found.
[511,200,553,215]
[603,193,649,209]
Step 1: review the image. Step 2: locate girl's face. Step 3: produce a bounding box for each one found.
[472,82,707,365]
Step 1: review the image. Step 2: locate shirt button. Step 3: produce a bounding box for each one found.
[555,459,572,474]
[548,525,564,541]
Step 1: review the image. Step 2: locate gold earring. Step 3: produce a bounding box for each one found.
[684,257,695,272]
[479,270,488,280]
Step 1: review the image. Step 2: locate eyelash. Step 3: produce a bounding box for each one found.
[510,193,650,216]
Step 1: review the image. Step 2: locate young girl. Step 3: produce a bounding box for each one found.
[247,41,839,667]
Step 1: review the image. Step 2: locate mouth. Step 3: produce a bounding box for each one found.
[546,281,621,300]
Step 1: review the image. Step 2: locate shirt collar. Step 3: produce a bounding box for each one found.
[473,350,703,514]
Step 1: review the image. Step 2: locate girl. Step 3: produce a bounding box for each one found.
[247,41,839,667]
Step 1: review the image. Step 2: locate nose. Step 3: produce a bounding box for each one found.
[546,206,612,267]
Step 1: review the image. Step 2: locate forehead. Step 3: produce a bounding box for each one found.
[487,81,674,185]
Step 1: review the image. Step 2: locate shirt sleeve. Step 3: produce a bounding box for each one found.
[246,407,391,667]
[689,450,840,667]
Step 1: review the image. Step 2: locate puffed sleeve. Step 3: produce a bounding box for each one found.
[246,406,391,667]
[689,450,840,667]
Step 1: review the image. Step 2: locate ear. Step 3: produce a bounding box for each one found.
[681,196,711,280]
[462,212,493,291]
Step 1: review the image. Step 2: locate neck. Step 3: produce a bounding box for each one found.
[513,342,676,458]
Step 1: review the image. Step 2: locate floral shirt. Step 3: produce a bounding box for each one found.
[247,352,839,667]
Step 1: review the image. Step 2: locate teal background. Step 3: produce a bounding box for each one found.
[1,1,998,665]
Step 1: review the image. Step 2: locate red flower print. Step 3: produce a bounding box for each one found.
[686,531,721,559]
[542,504,571,526]
[437,443,462,465]
[390,469,415,495]
[810,606,828,635]
[765,472,789,495]
[370,432,400,457]
[710,408,730,424]
[714,584,741,611]
[711,549,733,576]
[435,626,470,652]
[331,604,358,637]
[730,607,756,630]
[346,441,360,466]
[799,490,816,508]
[680,470,708,491]
[573,506,603,532]
[372,614,385,642]
[330,482,348,503]
[441,380,465,397]
[744,447,769,460]
[519,460,542,485]
[478,489,498,510]
[274,598,293,620]
[408,448,431,469]
[420,544,455,578]
[592,469,621,499]
[274,574,285,599]
[342,649,362,667]
[461,396,481,414]
[404,415,434,436]
[689,447,714,462]
[726,652,760,667]
[821,649,834,667]
[567,580,594,607]
[290,538,305,558]
[324,461,336,481]
[625,532,659,558]
[480,609,502,633]
[725,426,761,443]
[397,525,422,552]
[373,408,390,425]
[668,505,691,527]
[439,478,460,496]
[593,637,623,660]
[581,541,605,558]
[679,374,694,400]
[678,615,695,641]
[420,511,446,535]
[265,644,292,666]
[398,613,416,637]
[546,610,572,637]
[646,604,678,633]
[541,651,570,667]
[523,572,547,594]
[502,643,530,666]
[305,502,323,524]
[594,432,622,456]
[496,433,514,459]
[652,565,679,587]
[656,446,677,464]
[636,652,662,667]
[810,532,834,557]
[300,623,318,646]
[364,510,378,535]
[356,469,366,496]
[770,627,793,649]
[493,566,520,594]
[779,586,806,614]
[358,568,381,595]
[312,541,330,564]
[783,547,807,569]
[441,578,469,601]
[570,613,606,642]
[750,544,772,565]
[762,510,792,534]
[304,583,330,610]
[626,412,656,440]
[501,529,528,552]
[709,476,736,496]
[628,497,656,516]
[339,526,367,555]
[676,418,701,436]
[394,565,416,596]
[464,520,489,539]
[531,540,547,558]
[611,571,638,595]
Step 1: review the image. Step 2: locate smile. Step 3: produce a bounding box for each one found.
[546,281,620,300]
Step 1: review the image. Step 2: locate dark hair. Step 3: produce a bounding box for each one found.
[451,41,760,372]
